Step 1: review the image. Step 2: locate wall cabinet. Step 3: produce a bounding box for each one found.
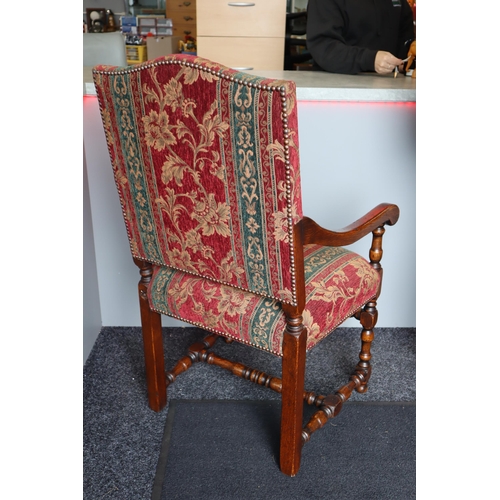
[196,0,287,70]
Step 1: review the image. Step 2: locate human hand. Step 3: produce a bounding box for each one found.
[374,51,403,74]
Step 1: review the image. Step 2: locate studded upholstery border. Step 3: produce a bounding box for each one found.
[148,244,381,356]
[93,54,302,305]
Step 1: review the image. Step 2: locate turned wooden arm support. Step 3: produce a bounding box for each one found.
[298,203,400,247]
[285,203,399,314]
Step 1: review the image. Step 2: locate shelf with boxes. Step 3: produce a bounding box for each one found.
[124,35,184,66]
[138,16,173,36]
[120,15,174,36]
[124,34,186,65]
[120,14,179,65]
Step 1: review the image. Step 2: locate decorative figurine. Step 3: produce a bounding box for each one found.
[178,35,197,54]
[87,9,107,33]
[407,0,416,22]
[405,40,416,78]
[106,10,116,32]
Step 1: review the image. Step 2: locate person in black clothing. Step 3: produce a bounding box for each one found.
[306,0,415,75]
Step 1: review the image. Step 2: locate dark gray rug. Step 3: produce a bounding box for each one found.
[83,326,415,500]
[154,400,416,500]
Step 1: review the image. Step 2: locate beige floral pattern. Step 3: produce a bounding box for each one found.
[149,242,380,356]
[140,64,239,282]
[95,56,384,358]
[95,56,302,302]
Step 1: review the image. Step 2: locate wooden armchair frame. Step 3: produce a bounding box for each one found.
[93,54,400,476]
[136,203,399,476]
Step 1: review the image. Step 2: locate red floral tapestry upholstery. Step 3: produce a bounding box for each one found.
[93,55,302,305]
[93,54,381,357]
[148,244,380,356]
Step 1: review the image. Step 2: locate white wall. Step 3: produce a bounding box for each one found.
[83,96,186,331]
[296,100,416,327]
[83,145,103,363]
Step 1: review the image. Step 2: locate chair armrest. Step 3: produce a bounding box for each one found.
[300,203,400,247]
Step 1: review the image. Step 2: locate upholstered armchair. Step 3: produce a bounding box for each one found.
[93,54,399,476]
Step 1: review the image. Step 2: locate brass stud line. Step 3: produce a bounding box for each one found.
[94,57,298,306]
[152,305,283,356]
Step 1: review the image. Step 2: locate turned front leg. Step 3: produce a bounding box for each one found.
[280,314,307,477]
[355,301,378,393]
[353,225,384,392]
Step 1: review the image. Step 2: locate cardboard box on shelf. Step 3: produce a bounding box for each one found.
[146,36,182,60]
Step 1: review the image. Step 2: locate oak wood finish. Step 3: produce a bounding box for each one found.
[280,311,307,476]
[300,203,399,248]
[165,334,219,386]
[196,0,286,38]
[167,0,197,39]
[196,37,285,71]
[196,0,286,70]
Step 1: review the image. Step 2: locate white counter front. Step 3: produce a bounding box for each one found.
[83,65,415,355]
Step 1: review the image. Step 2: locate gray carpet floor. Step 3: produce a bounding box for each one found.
[83,326,415,499]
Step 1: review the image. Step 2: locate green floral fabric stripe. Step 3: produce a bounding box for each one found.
[216,79,246,290]
[147,241,380,356]
[96,57,301,303]
[303,245,352,279]
[228,82,272,296]
[239,294,285,354]
[147,263,286,355]
[109,72,163,263]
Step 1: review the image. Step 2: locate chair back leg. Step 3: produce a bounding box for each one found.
[135,259,167,412]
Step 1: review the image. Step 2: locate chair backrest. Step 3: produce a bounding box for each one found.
[93,54,303,306]
[83,32,127,67]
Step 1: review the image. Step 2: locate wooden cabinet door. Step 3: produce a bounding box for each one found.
[197,36,284,70]
[197,0,286,37]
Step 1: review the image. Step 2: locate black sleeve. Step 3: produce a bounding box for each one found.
[306,0,377,74]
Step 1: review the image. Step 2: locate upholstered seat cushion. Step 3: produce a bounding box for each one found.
[148,244,380,356]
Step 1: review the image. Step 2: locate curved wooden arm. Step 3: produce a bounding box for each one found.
[300,203,400,247]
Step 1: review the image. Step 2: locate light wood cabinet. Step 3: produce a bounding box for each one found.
[197,37,284,71]
[167,0,197,39]
[196,0,287,70]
